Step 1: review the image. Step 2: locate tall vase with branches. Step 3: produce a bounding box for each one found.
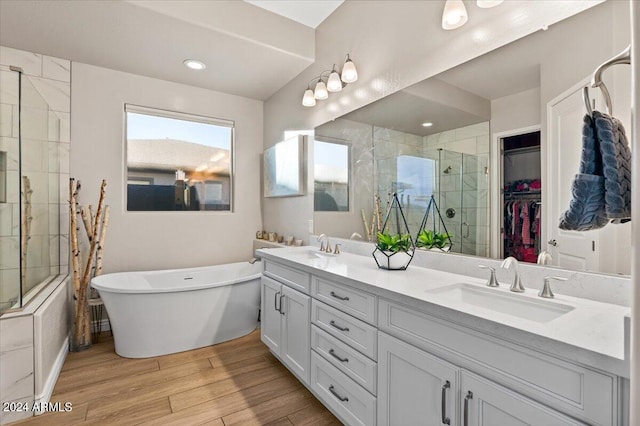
[69,178,110,352]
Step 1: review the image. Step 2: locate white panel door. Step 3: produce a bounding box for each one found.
[281,285,311,385]
[260,276,282,353]
[461,371,584,426]
[547,86,600,270]
[378,332,458,426]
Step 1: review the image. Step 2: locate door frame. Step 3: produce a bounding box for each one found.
[490,125,541,259]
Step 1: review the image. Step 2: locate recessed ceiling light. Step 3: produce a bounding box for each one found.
[422,122,434,127]
[183,59,206,70]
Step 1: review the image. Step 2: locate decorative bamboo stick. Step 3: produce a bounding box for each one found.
[94,205,110,278]
[71,179,108,352]
[370,211,376,240]
[69,179,81,301]
[361,209,370,242]
[20,176,32,296]
[80,206,93,242]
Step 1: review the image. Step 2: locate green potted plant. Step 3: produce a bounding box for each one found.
[416,229,452,252]
[373,232,415,270]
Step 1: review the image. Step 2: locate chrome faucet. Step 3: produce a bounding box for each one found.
[248,257,259,264]
[478,265,499,287]
[539,276,568,299]
[537,251,552,265]
[350,232,363,240]
[500,257,525,292]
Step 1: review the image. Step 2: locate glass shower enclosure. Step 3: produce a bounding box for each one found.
[0,67,60,313]
[375,143,489,257]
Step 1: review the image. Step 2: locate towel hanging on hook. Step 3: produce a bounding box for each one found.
[582,45,631,117]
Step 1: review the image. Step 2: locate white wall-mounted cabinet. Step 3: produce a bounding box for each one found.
[260,275,310,384]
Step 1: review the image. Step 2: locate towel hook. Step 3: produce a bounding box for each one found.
[583,45,631,118]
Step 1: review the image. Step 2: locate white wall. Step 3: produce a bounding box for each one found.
[491,88,541,135]
[71,63,263,272]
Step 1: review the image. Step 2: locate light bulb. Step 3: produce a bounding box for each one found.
[341,57,358,83]
[183,59,206,70]
[442,0,468,30]
[327,70,343,92]
[314,80,328,100]
[477,0,503,8]
[302,89,316,107]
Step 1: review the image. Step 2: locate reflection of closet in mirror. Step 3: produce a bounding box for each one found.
[501,131,541,263]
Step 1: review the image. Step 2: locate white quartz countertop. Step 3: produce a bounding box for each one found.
[257,246,631,378]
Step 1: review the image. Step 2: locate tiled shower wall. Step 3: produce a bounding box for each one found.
[423,122,490,257]
[373,122,490,256]
[373,126,425,235]
[0,46,70,311]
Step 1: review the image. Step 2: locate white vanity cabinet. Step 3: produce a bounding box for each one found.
[378,332,459,426]
[259,253,626,426]
[378,299,619,426]
[261,273,311,385]
[378,332,583,426]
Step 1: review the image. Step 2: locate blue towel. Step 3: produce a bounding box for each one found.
[559,112,632,231]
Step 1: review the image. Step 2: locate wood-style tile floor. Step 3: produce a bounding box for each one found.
[15,330,340,426]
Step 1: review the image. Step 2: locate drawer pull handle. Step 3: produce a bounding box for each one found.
[463,391,473,426]
[274,291,281,313]
[329,320,349,332]
[330,291,350,301]
[279,294,285,315]
[329,349,349,363]
[441,381,451,425]
[329,385,349,402]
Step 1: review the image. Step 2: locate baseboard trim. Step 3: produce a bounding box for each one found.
[33,335,69,415]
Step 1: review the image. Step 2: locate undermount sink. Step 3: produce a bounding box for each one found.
[426,283,575,323]
[304,249,339,259]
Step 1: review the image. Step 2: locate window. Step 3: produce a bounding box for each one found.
[314,138,350,212]
[125,105,234,211]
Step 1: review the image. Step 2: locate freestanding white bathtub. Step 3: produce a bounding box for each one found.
[91,261,262,358]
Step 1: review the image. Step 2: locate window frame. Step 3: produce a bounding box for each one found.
[123,103,235,213]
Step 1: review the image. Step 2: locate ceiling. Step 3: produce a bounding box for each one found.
[0,0,341,101]
[244,0,344,28]
[338,2,611,136]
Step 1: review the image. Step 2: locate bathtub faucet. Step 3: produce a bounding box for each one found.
[249,257,260,264]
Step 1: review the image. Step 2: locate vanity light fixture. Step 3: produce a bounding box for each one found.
[301,54,358,107]
[183,59,206,70]
[442,0,468,30]
[477,0,504,8]
[327,65,343,92]
[422,122,434,127]
[442,0,504,30]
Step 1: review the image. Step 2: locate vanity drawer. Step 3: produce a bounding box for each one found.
[310,351,376,426]
[263,260,310,294]
[311,325,377,395]
[312,276,377,324]
[378,299,617,426]
[312,300,377,360]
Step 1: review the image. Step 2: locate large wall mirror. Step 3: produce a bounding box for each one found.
[314,0,631,276]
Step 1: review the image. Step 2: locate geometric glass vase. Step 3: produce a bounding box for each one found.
[372,193,415,270]
[415,194,453,252]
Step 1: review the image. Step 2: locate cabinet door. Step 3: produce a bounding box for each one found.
[281,285,311,385]
[261,276,282,354]
[461,371,584,426]
[378,332,458,426]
